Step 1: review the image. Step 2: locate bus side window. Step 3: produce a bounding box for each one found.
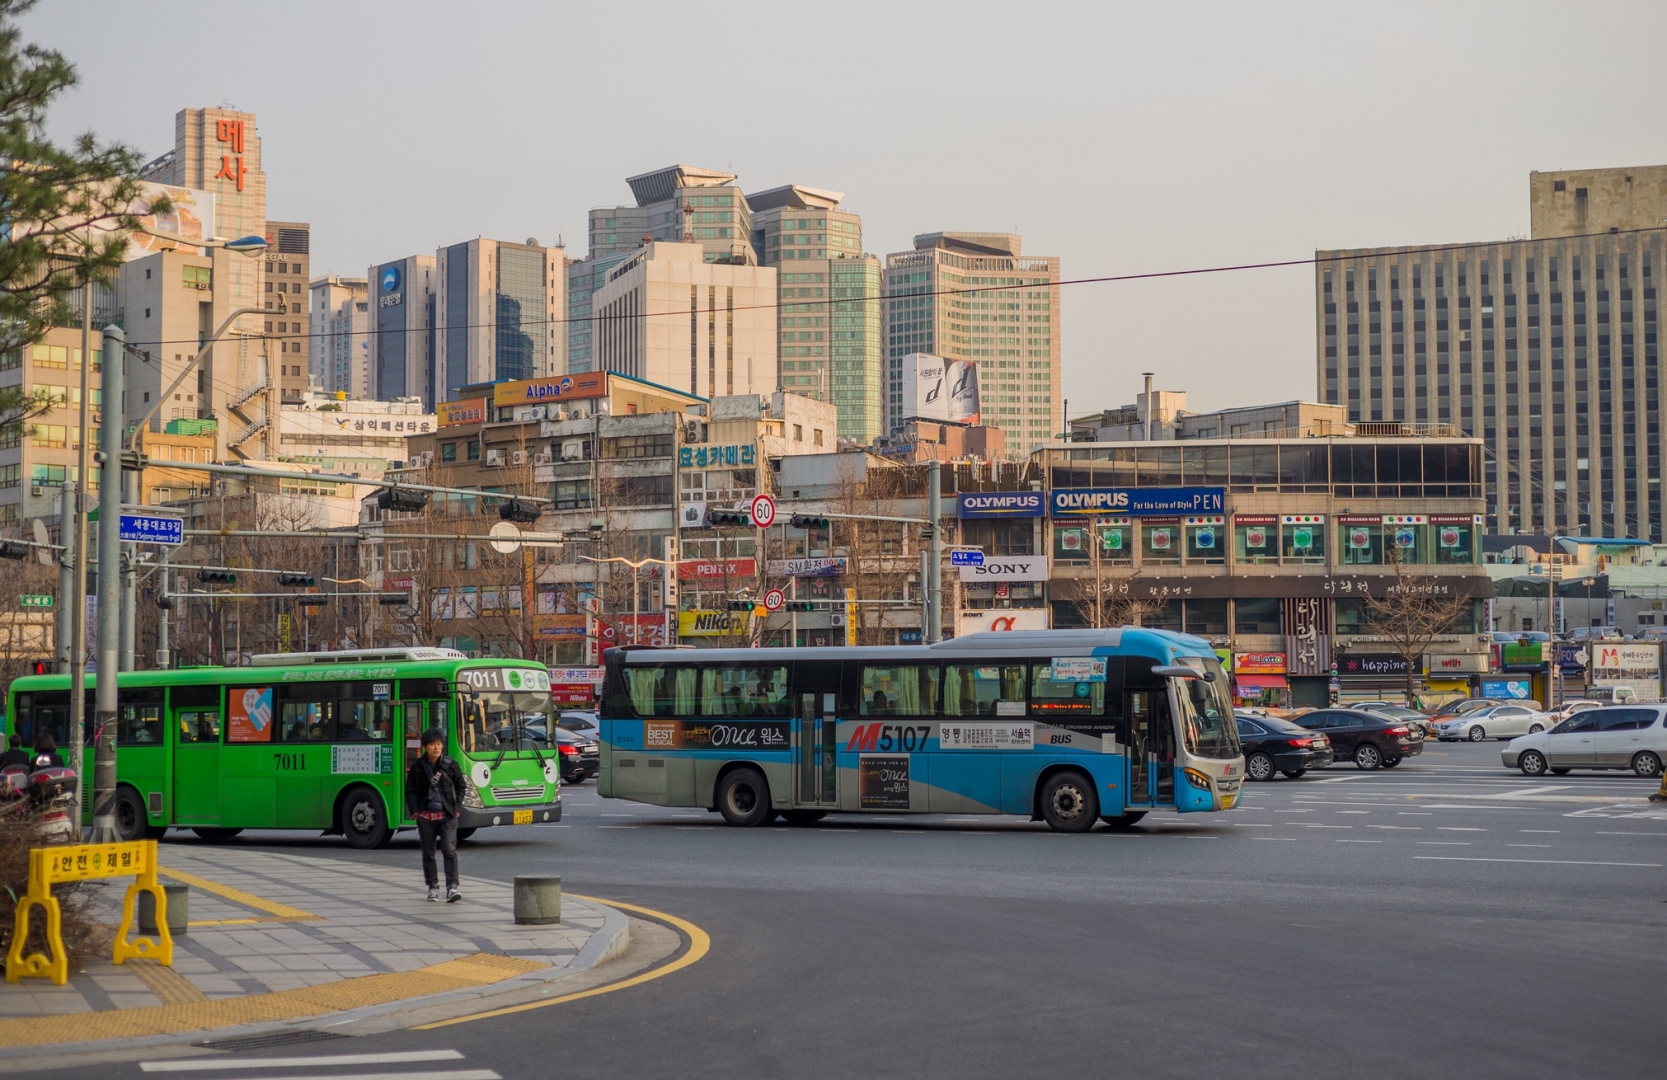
[405,701,428,763]
[177,710,222,744]
[859,665,939,717]
[116,688,165,745]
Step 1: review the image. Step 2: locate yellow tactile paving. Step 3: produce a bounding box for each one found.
[127,960,209,1005]
[157,866,320,923]
[0,952,546,1047]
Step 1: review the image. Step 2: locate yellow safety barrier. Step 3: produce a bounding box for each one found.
[6,840,172,986]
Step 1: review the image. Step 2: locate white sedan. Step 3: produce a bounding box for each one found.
[1433,703,1553,742]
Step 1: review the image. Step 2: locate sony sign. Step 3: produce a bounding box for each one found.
[957,556,1049,583]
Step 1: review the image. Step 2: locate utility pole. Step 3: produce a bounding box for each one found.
[55,483,75,673]
[155,549,170,669]
[69,276,97,807]
[926,459,943,642]
[90,323,124,843]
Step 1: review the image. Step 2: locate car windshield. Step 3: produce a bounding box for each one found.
[1174,656,1241,759]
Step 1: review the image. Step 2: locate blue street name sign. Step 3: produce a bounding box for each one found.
[950,550,984,567]
[119,513,184,546]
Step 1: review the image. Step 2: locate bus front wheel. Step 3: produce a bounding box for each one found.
[1040,771,1099,833]
[341,787,392,849]
[716,768,773,827]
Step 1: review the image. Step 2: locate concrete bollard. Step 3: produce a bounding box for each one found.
[513,875,561,925]
[138,883,190,937]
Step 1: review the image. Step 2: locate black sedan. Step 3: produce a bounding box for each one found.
[1235,713,1334,781]
[551,725,599,783]
[1289,708,1424,770]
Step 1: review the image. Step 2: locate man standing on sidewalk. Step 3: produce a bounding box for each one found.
[405,728,466,902]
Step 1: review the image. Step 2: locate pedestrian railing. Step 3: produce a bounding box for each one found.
[6,839,172,985]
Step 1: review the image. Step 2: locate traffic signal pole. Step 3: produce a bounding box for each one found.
[90,324,124,843]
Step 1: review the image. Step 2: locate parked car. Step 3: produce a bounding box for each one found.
[1548,700,1602,723]
[1491,631,1551,644]
[1503,705,1667,778]
[1354,702,1435,736]
[1433,703,1553,742]
[1567,626,1625,642]
[1429,698,1512,720]
[551,725,600,783]
[557,710,600,737]
[1289,709,1424,770]
[1235,713,1334,781]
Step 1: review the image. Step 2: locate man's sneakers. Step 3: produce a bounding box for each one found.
[427,886,441,902]
[446,884,462,903]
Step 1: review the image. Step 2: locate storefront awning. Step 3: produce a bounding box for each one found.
[1235,675,1288,692]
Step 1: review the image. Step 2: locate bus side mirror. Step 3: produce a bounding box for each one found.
[1152,665,1207,680]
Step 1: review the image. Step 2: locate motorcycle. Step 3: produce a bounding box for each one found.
[1,765,80,844]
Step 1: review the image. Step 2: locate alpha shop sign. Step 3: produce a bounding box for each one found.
[1050,487,1225,517]
[494,371,608,407]
[957,556,1049,583]
[957,492,1046,519]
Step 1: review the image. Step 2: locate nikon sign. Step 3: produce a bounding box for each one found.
[956,556,1048,583]
[677,609,752,637]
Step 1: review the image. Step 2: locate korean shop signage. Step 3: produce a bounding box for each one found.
[494,371,608,407]
[679,444,757,469]
[766,557,848,577]
[214,117,248,192]
[438,398,487,426]
[1050,487,1225,517]
[1234,652,1287,675]
[957,492,1045,518]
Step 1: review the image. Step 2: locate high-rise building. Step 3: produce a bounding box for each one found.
[134,107,276,459]
[1316,165,1667,539]
[368,255,437,408]
[565,251,628,375]
[590,165,755,265]
[433,238,565,401]
[590,242,777,397]
[748,184,882,445]
[882,232,1060,454]
[263,221,310,404]
[310,276,371,400]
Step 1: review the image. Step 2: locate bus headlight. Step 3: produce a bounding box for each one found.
[1183,768,1214,791]
[463,784,485,809]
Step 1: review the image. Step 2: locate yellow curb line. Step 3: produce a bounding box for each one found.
[158,867,320,922]
[412,894,710,1029]
[0,952,544,1048]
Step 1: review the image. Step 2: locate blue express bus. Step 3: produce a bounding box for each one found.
[597,629,1243,832]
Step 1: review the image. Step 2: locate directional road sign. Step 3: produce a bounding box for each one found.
[19,594,52,609]
[763,588,785,612]
[950,549,985,567]
[750,494,776,529]
[119,512,183,546]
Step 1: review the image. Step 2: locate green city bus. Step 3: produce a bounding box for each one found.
[5,648,562,847]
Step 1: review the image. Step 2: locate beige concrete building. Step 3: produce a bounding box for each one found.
[310,276,371,400]
[1317,164,1667,539]
[883,232,1060,455]
[434,239,564,400]
[590,242,778,398]
[263,221,310,404]
[748,184,883,445]
[590,165,756,265]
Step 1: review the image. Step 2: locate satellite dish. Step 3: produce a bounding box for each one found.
[30,518,52,565]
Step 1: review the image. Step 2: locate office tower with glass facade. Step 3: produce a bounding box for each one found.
[368,255,437,408]
[883,232,1061,454]
[748,184,881,445]
[433,238,565,400]
[310,276,371,399]
[589,165,756,265]
[1317,165,1667,538]
[590,242,777,398]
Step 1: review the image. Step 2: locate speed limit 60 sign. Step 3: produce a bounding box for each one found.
[763,588,785,611]
[750,494,776,528]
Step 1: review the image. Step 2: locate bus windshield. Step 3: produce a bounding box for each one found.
[458,689,550,756]
[1174,656,1240,760]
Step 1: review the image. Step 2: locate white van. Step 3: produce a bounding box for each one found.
[1503,705,1667,778]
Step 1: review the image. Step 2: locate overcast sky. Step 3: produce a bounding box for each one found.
[24,1,1667,415]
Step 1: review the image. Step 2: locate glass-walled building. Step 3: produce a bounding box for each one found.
[1032,434,1493,705]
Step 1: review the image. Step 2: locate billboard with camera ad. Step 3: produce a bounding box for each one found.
[902,353,980,425]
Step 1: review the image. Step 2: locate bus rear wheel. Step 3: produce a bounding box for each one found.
[1040,770,1099,833]
[192,828,243,842]
[716,768,773,827]
[341,787,392,849]
[112,787,157,842]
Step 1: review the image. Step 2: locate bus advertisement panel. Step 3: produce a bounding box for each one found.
[598,628,1243,832]
[6,649,562,848]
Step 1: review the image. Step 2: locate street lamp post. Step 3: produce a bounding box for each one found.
[579,555,674,645]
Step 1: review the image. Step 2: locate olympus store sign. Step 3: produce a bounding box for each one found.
[957,556,1049,583]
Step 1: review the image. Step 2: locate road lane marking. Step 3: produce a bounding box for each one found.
[1418,841,1471,845]
[416,895,711,1029]
[141,1052,467,1071]
[1519,829,1561,833]
[596,825,640,829]
[1438,827,1486,831]
[1507,844,1553,848]
[1367,825,1421,830]
[1335,839,1382,843]
[1304,824,1352,828]
[1594,831,1667,837]
[1415,856,1663,867]
[1253,837,1296,841]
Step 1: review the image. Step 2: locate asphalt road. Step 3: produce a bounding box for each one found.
[61,741,1667,1079]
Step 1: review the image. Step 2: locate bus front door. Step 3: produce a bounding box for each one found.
[793,692,838,808]
[1126,691,1176,807]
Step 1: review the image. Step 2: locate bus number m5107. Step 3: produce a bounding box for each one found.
[846,724,932,753]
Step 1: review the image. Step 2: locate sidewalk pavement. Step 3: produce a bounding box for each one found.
[0,846,628,1052]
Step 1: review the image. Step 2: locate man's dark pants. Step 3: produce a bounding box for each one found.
[417,815,458,888]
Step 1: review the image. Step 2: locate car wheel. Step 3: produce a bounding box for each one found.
[1382,757,1402,768]
[1551,767,1573,775]
[1528,724,1545,734]
[1040,770,1099,833]
[1467,725,1487,742]
[1354,744,1383,770]
[1245,752,1275,782]
[717,768,773,827]
[341,786,392,849]
[1281,769,1307,779]
[1518,750,1548,777]
[1099,811,1146,829]
[1631,751,1664,779]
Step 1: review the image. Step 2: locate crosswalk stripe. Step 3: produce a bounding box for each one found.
[155,1071,498,1080]
[143,1053,466,1072]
